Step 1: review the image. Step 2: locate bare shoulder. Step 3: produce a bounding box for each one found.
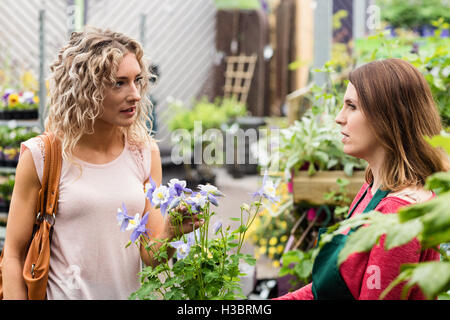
[16,147,40,187]
[387,186,434,204]
[149,137,160,153]
[149,138,162,184]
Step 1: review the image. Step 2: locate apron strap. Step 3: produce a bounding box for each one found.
[346,183,391,219]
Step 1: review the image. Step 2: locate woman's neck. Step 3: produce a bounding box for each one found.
[365,148,386,195]
[77,121,124,154]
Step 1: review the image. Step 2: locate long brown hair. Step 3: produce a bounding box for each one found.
[349,58,449,192]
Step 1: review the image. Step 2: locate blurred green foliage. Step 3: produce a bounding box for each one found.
[213,0,261,10]
[377,0,450,28]
[355,19,450,128]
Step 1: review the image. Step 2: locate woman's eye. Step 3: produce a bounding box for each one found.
[348,104,356,110]
[114,81,124,88]
[134,77,143,84]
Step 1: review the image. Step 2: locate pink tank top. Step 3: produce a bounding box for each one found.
[20,136,154,299]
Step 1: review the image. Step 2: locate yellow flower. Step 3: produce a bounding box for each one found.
[280,221,287,229]
[259,246,267,255]
[259,238,267,246]
[268,247,276,255]
[280,235,288,242]
[277,245,284,254]
[272,260,280,268]
[269,237,278,246]
[21,70,38,91]
[33,96,39,104]
[8,94,19,107]
[254,251,260,260]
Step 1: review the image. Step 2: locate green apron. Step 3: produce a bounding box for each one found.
[311,184,390,300]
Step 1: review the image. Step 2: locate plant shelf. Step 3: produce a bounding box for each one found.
[292,170,366,205]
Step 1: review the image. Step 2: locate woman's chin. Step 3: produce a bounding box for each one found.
[343,146,361,159]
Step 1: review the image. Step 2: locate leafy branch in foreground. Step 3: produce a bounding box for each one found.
[318,135,450,300]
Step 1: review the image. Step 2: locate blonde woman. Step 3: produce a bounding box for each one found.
[275,58,449,300]
[2,27,199,299]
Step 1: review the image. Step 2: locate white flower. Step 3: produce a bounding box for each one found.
[263,180,277,199]
[168,178,187,189]
[22,91,34,100]
[126,213,141,231]
[241,203,250,212]
[198,184,224,196]
[176,243,190,259]
[190,192,208,208]
[151,185,170,208]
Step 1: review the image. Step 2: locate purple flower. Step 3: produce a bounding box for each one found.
[198,184,224,197]
[168,178,192,197]
[2,89,13,102]
[145,176,157,202]
[198,184,224,207]
[169,231,197,260]
[212,221,222,234]
[251,171,280,203]
[117,203,134,232]
[129,212,151,243]
[151,185,171,216]
[185,192,208,213]
[22,91,34,104]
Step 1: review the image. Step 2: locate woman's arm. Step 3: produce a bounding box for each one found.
[2,148,41,299]
[273,283,314,300]
[139,142,200,267]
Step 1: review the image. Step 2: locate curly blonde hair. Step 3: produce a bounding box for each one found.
[45,26,153,162]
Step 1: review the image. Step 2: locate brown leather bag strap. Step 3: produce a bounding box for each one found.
[36,134,51,220]
[43,132,62,217]
[35,132,62,224]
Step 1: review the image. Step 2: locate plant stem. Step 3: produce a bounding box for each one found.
[237,198,262,255]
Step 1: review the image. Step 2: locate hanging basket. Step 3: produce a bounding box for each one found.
[292,171,366,205]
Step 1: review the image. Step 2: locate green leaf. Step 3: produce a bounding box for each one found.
[420,206,450,248]
[343,162,354,176]
[338,217,389,265]
[425,172,450,194]
[384,219,423,250]
[424,135,450,154]
[382,262,450,300]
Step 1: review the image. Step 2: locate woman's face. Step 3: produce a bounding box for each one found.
[335,82,380,160]
[99,52,142,127]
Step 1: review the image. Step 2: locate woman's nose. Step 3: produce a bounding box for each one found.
[335,107,345,125]
[128,83,141,102]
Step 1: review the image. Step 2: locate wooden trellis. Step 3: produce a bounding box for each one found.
[223,54,257,104]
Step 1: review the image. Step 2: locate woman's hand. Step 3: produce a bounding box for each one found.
[162,205,203,240]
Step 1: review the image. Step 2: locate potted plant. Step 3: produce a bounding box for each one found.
[117,172,278,300]
[167,97,247,187]
[0,174,15,214]
[0,126,41,167]
[0,89,39,120]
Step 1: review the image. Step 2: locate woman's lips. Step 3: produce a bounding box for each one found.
[120,106,136,116]
[341,132,349,142]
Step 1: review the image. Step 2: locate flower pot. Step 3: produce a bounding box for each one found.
[1,110,13,120]
[292,170,366,205]
[0,200,9,214]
